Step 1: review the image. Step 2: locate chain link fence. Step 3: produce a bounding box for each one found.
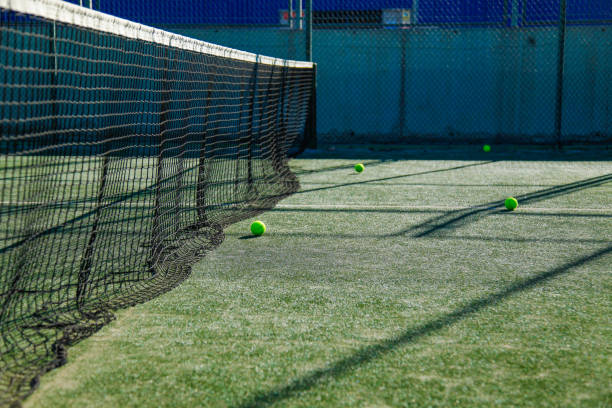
[65,0,612,146]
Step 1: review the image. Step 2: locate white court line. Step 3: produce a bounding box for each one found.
[276,203,612,214]
[1,201,611,214]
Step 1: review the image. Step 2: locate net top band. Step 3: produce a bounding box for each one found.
[0,0,314,69]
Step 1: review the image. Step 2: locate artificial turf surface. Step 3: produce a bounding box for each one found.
[24,146,612,407]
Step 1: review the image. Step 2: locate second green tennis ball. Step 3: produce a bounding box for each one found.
[483,144,491,152]
[505,197,518,211]
[250,220,266,236]
[354,163,365,173]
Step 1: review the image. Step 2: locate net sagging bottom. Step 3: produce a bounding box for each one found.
[0,1,315,405]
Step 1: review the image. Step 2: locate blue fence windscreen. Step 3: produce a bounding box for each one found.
[60,0,612,26]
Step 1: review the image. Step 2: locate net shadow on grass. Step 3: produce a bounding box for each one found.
[389,173,612,238]
[235,244,612,408]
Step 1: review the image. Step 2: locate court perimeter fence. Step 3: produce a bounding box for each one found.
[64,0,612,146]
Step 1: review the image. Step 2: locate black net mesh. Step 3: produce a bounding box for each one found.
[0,1,315,405]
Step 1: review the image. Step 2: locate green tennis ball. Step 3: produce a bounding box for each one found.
[250,220,266,236]
[483,144,491,153]
[505,197,518,211]
[354,163,365,173]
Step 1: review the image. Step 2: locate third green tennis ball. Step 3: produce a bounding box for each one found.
[354,163,364,173]
[483,144,491,152]
[250,220,266,236]
[505,197,518,211]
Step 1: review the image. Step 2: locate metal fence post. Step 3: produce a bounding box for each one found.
[298,0,303,30]
[307,64,317,149]
[306,0,313,61]
[510,0,520,27]
[554,0,567,148]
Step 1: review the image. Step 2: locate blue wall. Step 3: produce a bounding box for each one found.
[418,0,507,24]
[67,0,414,25]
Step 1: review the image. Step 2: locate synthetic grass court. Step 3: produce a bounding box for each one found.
[25,146,611,407]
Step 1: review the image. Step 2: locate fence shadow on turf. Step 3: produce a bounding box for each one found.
[388,173,612,238]
[295,161,497,195]
[418,234,611,245]
[234,244,612,408]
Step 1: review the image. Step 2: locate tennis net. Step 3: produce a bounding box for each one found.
[0,0,315,404]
